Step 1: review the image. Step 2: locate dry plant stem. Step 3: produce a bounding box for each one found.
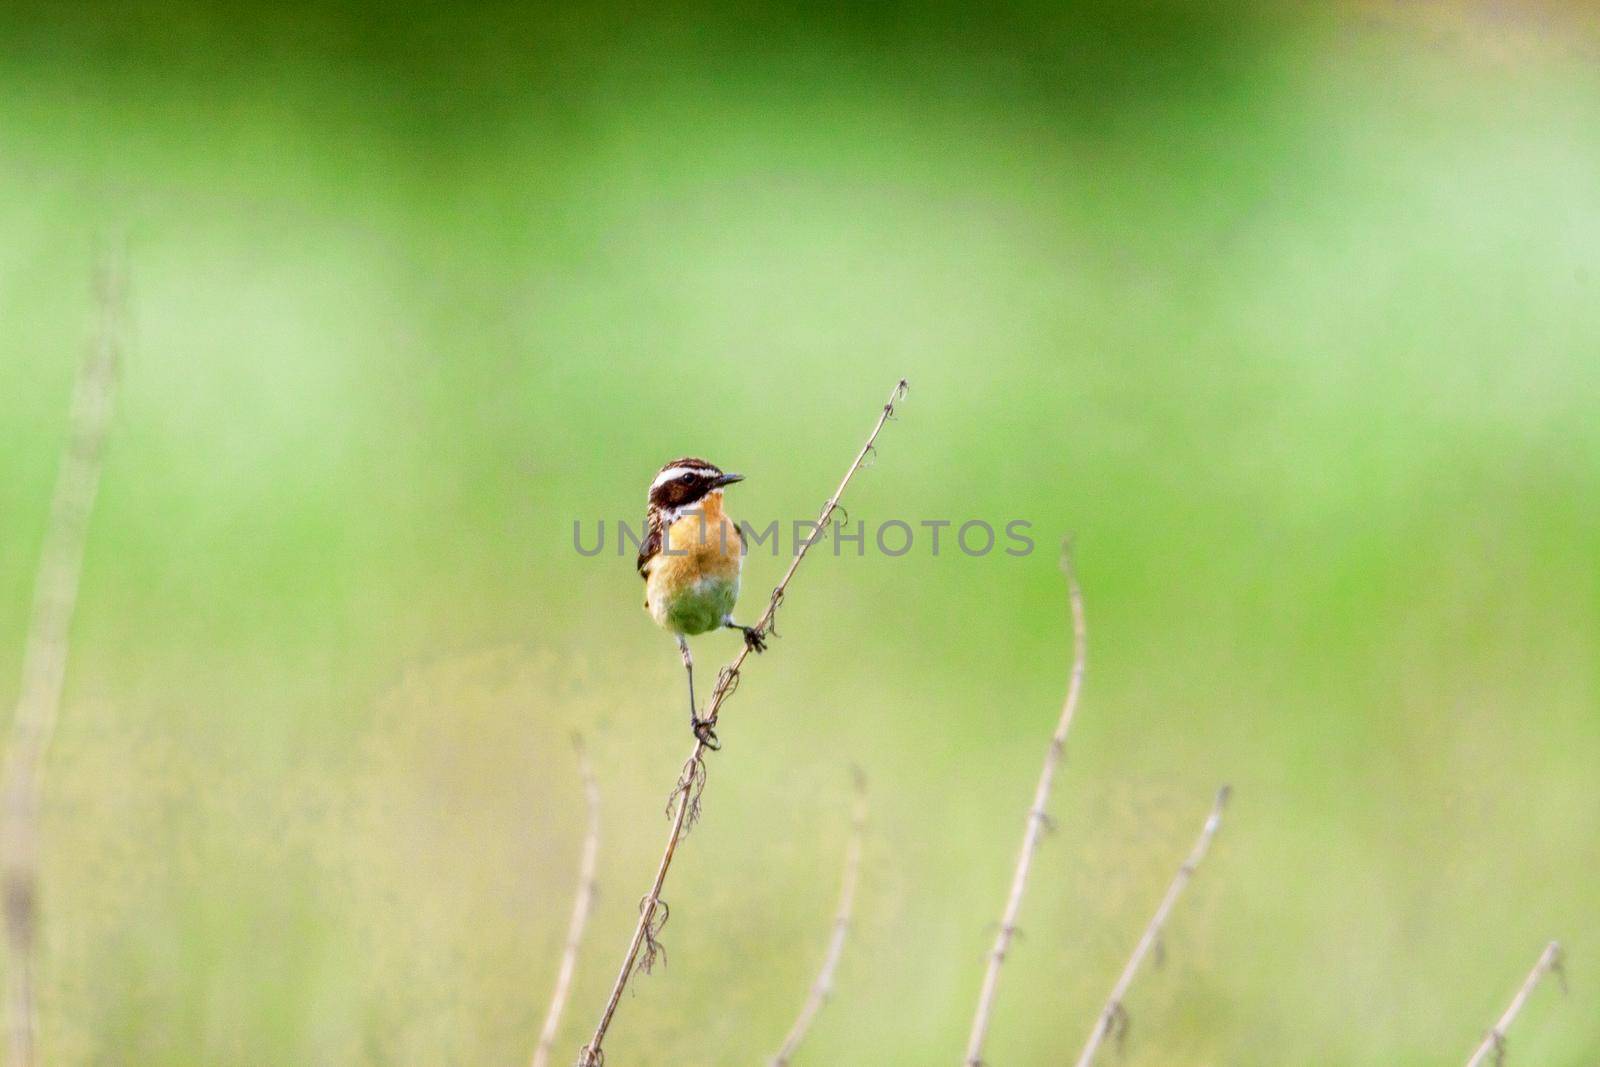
[1073,786,1231,1067]
[768,769,868,1067]
[962,547,1086,1067]
[531,738,602,1067]
[577,379,909,1067]
[1463,941,1564,1067]
[1,252,125,1067]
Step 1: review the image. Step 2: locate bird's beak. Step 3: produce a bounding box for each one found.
[713,472,745,487]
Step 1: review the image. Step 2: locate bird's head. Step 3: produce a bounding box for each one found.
[648,457,744,512]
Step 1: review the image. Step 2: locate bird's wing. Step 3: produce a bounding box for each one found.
[636,508,663,578]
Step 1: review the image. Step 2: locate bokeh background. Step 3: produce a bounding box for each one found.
[2,3,1597,1064]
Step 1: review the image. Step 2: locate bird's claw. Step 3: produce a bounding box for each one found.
[692,717,721,750]
[741,626,767,654]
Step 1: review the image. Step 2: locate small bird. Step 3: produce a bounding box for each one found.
[637,457,766,747]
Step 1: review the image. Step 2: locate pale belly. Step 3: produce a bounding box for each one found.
[648,572,740,635]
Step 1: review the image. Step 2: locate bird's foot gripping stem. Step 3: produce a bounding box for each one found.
[721,617,766,654]
[691,715,721,751]
[737,625,767,653]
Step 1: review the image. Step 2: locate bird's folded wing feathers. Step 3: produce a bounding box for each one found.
[636,509,663,578]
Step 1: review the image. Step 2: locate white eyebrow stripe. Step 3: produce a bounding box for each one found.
[650,465,710,490]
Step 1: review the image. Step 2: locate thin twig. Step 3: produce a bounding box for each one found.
[1073,786,1231,1067]
[577,378,909,1067]
[768,768,869,1067]
[963,543,1086,1067]
[1,249,125,1067]
[531,736,602,1067]
[1463,941,1565,1067]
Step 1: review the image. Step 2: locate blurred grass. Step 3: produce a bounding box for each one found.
[2,3,1598,1064]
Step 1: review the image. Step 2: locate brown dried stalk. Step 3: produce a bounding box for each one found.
[1073,786,1231,1067]
[1,251,126,1067]
[963,545,1086,1067]
[577,378,909,1067]
[531,737,602,1067]
[1463,941,1565,1067]
[768,768,868,1067]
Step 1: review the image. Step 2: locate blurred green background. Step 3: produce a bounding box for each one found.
[2,3,1597,1064]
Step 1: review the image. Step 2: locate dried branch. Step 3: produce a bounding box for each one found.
[768,768,869,1067]
[531,737,602,1067]
[1463,941,1565,1067]
[1073,786,1231,1067]
[963,544,1085,1067]
[1,250,126,1067]
[577,378,910,1067]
